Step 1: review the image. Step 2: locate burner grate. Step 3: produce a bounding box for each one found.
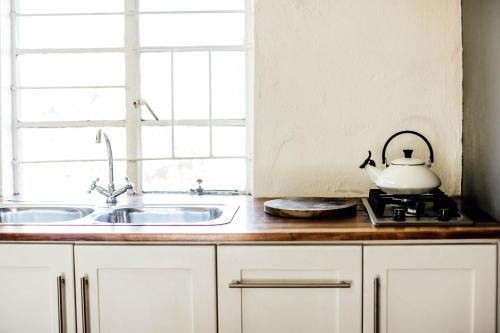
[364,189,472,226]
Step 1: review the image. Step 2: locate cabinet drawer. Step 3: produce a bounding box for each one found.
[75,245,217,333]
[363,244,497,333]
[218,245,362,333]
[0,244,75,333]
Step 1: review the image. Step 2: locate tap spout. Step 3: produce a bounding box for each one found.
[96,129,115,193]
[90,130,135,204]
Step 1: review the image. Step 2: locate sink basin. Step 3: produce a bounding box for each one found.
[0,205,95,224]
[94,205,238,225]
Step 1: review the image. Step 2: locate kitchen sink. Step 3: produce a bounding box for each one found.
[94,205,239,226]
[0,205,95,224]
[0,203,239,226]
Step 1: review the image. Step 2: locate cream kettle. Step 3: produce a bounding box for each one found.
[359,130,441,195]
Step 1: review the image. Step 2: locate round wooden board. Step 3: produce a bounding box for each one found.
[264,198,357,219]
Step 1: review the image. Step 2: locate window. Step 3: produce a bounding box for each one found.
[10,0,252,197]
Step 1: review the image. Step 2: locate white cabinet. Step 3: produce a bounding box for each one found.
[74,245,217,333]
[0,242,497,333]
[0,244,76,333]
[363,245,497,333]
[218,245,362,333]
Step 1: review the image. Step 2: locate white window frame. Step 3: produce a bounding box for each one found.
[8,0,254,195]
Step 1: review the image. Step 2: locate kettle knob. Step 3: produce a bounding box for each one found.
[403,149,413,158]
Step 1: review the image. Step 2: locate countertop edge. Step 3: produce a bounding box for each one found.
[2,228,500,242]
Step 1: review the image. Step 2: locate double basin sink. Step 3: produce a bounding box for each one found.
[0,204,239,226]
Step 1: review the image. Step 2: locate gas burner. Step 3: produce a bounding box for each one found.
[363,189,472,226]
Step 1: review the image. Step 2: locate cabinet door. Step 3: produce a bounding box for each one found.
[364,245,496,333]
[218,245,362,333]
[74,245,216,333]
[0,244,76,333]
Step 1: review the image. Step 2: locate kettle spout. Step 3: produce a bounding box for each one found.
[359,151,381,184]
[365,165,382,184]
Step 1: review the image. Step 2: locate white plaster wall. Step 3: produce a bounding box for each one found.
[253,0,463,197]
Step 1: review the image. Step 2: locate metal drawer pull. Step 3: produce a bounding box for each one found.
[229,280,352,289]
[80,276,90,333]
[374,276,380,333]
[57,275,66,333]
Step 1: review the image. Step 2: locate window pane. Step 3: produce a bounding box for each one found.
[140,14,245,46]
[18,88,125,121]
[212,126,246,156]
[141,126,172,158]
[18,16,123,49]
[212,51,246,119]
[17,0,123,14]
[173,52,209,120]
[18,54,125,86]
[140,53,172,121]
[20,161,127,199]
[19,127,126,161]
[142,158,246,191]
[140,0,244,11]
[174,126,210,157]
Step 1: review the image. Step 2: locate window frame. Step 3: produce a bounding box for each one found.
[8,0,253,195]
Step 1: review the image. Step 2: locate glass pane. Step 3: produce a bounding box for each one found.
[140,0,244,11]
[18,16,124,49]
[142,158,246,191]
[140,53,172,121]
[19,127,126,161]
[174,126,210,157]
[173,52,209,120]
[212,126,246,156]
[18,53,125,86]
[17,0,123,14]
[141,126,172,158]
[20,161,127,199]
[212,51,246,119]
[18,88,125,121]
[140,14,244,46]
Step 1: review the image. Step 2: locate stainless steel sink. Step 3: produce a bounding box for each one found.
[0,205,95,224]
[0,203,239,226]
[94,204,238,226]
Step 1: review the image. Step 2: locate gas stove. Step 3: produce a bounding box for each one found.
[363,189,473,226]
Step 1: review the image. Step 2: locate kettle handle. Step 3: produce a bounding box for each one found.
[382,130,434,165]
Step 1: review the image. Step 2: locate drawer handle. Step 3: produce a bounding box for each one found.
[229,280,352,289]
[57,275,66,333]
[80,276,90,333]
[374,276,380,333]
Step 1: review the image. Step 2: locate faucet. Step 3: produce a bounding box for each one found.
[88,129,134,204]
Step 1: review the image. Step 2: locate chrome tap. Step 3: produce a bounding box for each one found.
[89,129,134,204]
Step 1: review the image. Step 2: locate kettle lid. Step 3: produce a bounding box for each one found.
[390,149,426,166]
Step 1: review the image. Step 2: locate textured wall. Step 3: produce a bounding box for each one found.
[463,0,500,220]
[253,0,463,197]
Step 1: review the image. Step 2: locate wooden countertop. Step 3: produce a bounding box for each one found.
[0,195,499,242]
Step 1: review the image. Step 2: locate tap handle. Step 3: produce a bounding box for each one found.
[124,177,136,194]
[190,179,205,195]
[88,178,100,194]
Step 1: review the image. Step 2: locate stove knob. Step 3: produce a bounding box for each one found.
[438,208,451,221]
[393,208,406,221]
